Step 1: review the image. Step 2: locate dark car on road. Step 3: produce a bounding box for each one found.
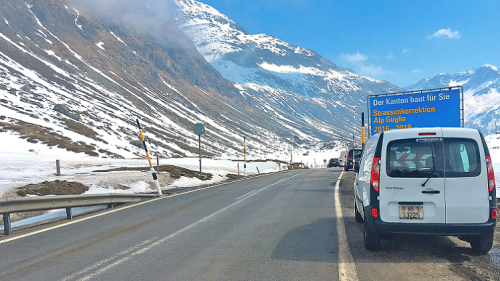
[327,158,340,167]
[344,148,363,171]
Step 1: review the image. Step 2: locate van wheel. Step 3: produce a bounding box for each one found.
[470,232,494,254]
[354,200,364,223]
[364,218,380,251]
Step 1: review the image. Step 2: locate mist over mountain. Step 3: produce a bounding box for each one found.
[405,64,500,134]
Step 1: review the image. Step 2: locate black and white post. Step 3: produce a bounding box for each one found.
[194,123,205,178]
[136,119,162,195]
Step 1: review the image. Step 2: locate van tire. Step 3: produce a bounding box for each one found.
[354,200,364,223]
[470,232,494,254]
[364,218,380,251]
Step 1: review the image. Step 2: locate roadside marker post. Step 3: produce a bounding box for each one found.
[136,119,162,195]
[361,112,365,151]
[244,136,246,177]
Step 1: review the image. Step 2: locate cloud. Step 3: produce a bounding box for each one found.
[402,49,409,54]
[67,0,194,50]
[428,28,460,39]
[340,52,368,63]
[412,69,422,73]
[340,52,391,78]
[359,64,390,77]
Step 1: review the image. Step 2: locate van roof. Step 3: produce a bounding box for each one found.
[382,127,478,137]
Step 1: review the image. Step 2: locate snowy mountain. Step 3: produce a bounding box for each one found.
[405,64,500,134]
[174,0,402,140]
[1,0,334,159]
[0,0,402,160]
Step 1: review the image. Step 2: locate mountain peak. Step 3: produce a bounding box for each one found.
[482,64,499,72]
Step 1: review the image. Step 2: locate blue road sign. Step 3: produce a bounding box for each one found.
[369,88,461,135]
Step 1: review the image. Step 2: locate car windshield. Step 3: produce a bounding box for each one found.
[386,137,481,178]
[348,150,362,160]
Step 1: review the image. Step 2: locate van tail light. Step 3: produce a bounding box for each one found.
[371,208,378,218]
[486,156,495,192]
[418,132,436,136]
[371,157,381,192]
[492,209,497,219]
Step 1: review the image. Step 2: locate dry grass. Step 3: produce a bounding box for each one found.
[0,119,123,158]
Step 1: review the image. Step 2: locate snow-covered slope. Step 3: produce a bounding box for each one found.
[1,0,339,160]
[405,64,500,134]
[174,0,402,140]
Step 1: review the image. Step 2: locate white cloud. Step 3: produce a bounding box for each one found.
[402,49,409,54]
[340,52,367,63]
[340,52,391,78]
[412,69,422,73]
[359,64,390,77]
[428,28,460,39]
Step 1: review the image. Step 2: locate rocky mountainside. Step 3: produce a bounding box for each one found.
[0,0,317,159]
[0,0,400,160]
[174,0,402,140]
[405,64,500,134]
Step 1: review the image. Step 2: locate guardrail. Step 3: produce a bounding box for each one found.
[0,193,158,235]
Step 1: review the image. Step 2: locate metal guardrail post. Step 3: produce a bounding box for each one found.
[56,160,61,176]
[3,213,11,235]
[66,208,72,220]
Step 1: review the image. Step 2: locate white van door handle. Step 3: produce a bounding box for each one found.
[421,190,440,194]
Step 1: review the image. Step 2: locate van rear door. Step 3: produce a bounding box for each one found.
[442,129,489,223]
[379,129,446,223]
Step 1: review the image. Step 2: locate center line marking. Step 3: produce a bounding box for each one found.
[236,190,258,200]
[63,171,308,281]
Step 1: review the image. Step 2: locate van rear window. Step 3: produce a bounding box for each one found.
[386,138,481,178]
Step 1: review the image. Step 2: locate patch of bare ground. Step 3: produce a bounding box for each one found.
[226,174,244,180]
[0,119,99,157]
[93,165,213,180]
[15,180,89,197]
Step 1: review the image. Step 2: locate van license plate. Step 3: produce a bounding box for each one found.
[399,206,423,219]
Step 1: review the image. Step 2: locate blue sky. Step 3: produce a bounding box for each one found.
[196,0,500,88]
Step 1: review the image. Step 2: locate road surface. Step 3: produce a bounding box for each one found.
[0,169,498,280]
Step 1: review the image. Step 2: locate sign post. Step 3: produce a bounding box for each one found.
[367,87,463,136]
[194,123,205,178]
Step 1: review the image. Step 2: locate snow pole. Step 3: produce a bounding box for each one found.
[136,119,162,195]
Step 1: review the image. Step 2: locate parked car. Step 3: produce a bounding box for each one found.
[344,148,363,171]
[353,127,497,254]
[328,158,340,167]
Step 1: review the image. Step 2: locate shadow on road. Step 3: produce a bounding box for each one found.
[270,218,337,263]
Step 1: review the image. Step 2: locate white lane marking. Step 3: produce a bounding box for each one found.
[335,171,359,281]
[60,238,158,281]
[64,171,308,281]
[0,171,294,245]
[236,190,258,200]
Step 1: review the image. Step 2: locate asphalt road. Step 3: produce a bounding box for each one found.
[0,168,498,280]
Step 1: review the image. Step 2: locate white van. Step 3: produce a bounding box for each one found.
[354,127,497,254]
